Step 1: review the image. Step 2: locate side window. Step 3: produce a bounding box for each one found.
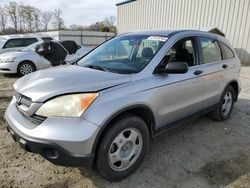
[199,37,222,64]
[25,38,38,46]
[3,39,26,48]
[219,42,235,60]
[41,37,53,42]
[166,38,196,67]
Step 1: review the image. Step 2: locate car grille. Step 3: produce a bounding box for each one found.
[27,114,46,125]
[14,92,46,125]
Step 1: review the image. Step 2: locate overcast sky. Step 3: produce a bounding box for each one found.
[0,0,117,26]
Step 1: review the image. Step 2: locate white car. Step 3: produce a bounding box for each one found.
[0,41,90,76]
[0,34,53,54]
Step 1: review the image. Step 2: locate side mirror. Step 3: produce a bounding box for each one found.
[157,61,188,74]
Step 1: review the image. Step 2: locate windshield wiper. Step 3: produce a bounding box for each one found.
[84,65,109,72]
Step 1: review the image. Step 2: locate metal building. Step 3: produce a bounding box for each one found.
[117,0,250,64]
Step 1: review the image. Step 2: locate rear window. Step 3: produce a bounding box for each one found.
[219,42,235,60]
[41,37,53,42]
[3,38,38,49]
[199,37,222,64]
[25,38,39,46]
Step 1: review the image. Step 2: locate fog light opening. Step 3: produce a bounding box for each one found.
[43,148,59,159]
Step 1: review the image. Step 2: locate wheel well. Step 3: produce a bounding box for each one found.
[19,60,37,71]
[92,106,155,155]
[228,81,239,101]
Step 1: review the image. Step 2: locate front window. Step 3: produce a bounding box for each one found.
[77,35,167,74]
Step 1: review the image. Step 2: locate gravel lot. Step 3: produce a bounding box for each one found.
[0,67,250,188]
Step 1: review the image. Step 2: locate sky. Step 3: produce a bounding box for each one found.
[0,0,117,26]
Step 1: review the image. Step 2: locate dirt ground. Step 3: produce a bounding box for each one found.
[0,67,250,188]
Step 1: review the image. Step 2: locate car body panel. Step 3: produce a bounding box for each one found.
[13,65,132,102]
[0,43,90,74]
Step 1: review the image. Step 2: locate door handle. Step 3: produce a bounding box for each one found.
[222,64,228,69]
[194,70,203,76]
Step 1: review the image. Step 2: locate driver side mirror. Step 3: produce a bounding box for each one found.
[157,61,189,74]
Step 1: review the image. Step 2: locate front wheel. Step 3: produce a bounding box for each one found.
[210,85,236,121]
[17,61,36,76]
[95,114,150,181]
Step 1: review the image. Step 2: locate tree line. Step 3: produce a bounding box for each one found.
[0,2,117,35]
[0,2,65,34]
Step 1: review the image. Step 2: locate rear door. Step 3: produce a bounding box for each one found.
[154,36,205,128]
[195,37,225,106]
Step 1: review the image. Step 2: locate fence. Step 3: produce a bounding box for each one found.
[54,30,116,49]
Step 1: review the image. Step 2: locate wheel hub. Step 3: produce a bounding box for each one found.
[222,91,233,116]
[108,128,143,171]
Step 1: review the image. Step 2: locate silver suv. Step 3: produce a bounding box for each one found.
[4,30,241,181]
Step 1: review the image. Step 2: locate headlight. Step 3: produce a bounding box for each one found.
[2,57,16,63]
[35,93,98,117]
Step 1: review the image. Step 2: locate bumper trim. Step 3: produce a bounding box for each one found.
[4,119,95,168]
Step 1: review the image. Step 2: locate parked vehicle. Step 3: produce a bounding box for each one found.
[0,34,53,54]
[0,40,90,76]
[4,30,241,181]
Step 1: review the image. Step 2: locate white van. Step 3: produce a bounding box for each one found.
[0,34,53,54]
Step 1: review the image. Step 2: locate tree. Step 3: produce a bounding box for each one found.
[33,8,41,31]
[18,4,26,32]
[23,5,35,32]
[52,9,65,30]
[41,11,52,31]
[6,2,19,33]
[104,16,116,27]
[0,5,8,32]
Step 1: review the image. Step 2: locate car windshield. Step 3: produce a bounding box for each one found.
[22,41,43,52]
[77,35,168,74]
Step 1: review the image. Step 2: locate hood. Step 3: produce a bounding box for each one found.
[0,51,27,59]
[14,65,131,102]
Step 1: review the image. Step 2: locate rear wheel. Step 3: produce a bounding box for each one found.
[95,114,149,181]
[210,85,236,121]
[17,61,36,76]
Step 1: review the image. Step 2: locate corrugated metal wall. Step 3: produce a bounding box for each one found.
[117,0,250,64]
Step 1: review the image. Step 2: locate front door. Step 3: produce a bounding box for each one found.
[154,37,205,129]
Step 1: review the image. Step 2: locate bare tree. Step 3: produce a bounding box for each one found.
[41,11,52,31]
[6,2,19,33]
[0,5,8,32]
[52,9,65,30]
[23,5,35,32]
[104,16,116,27]
[33,8,41,31]
[18,4,26,31]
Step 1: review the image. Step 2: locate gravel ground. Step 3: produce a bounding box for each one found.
[0,67,250,188]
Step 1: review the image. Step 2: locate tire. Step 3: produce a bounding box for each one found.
[210,85,236,121]
[95,114,150,182]
[17,61,36,76]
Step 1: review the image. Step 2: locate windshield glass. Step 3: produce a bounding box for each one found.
[22,41,43,52]
[77,35,167,74]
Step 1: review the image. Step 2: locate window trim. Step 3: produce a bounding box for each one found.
[3,38,26,49]
[3,38,38,49]
[155,36,199,72]
[197,36,223,64]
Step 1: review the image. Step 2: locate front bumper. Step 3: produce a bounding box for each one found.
[4,99,100,167]
[0,62,18,73]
